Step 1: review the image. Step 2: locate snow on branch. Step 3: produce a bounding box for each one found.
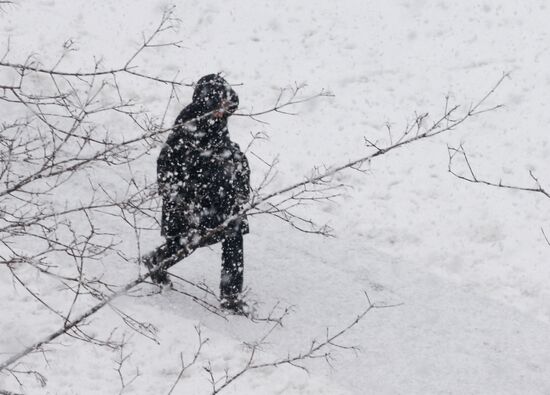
[0,5,510,392]
[0,72,507,377]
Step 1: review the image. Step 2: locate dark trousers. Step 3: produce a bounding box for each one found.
[156,231,244,299]
[220,232,244,299]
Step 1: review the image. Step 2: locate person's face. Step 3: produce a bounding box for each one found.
[212,99,231,119]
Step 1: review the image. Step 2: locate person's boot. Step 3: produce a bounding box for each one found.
[220,294,249,315]
[151,269,172,286]
[143,249,172,287]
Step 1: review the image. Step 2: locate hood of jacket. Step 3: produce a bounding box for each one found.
[173,74,239,146]
[192,74,239,116]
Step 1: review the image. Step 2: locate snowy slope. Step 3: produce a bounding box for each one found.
[2,0,550,394]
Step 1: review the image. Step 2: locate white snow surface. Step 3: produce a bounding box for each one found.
[2,0,550,394]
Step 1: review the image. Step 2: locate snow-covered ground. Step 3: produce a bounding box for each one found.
[2,0,550,394]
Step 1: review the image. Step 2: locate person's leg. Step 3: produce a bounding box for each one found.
[220,231,244,302]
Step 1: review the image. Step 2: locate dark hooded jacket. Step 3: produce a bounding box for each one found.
[157,74,249,244]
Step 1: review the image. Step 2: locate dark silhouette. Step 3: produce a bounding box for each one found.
[147,74,250,313]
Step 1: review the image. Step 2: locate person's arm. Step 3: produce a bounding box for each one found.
[157,143,173,199]
[234,150,250,206]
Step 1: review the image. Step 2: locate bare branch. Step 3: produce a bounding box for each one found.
[112,337,140,395]
[209,292,397,394]
[0,74,505,374]
[448,144,550,199]
[0,7,190,88]
[234,84,333,122]
[167,326,208,395]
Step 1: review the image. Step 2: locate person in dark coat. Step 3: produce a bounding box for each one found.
[149,73,250,312]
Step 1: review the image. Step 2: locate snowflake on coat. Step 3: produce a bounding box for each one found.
[157,74,250,245]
